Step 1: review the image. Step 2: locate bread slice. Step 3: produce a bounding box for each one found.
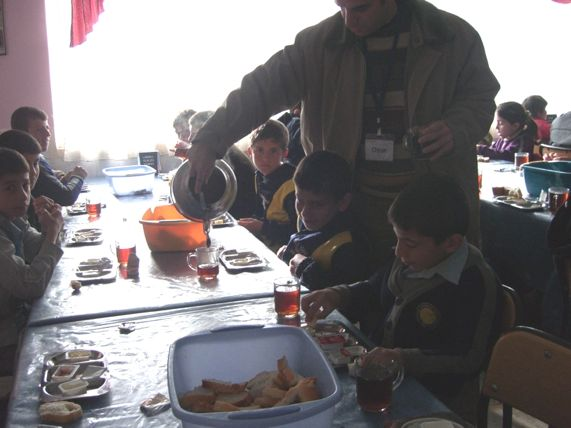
[274,356,301,390]
[39,401,83,424]
[179,386,216,412]
[297,377,320,402]
[246,370,276,398]
[202,378,247,394]
[213,400,241,412]
[216,391,253,407]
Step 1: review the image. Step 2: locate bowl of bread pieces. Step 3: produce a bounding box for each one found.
[168,324,342,427]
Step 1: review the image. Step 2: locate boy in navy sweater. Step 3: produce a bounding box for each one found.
[302,173,501,421]
[238,120,296,250]
[279,151,370,290]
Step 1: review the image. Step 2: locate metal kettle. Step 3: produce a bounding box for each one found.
[170,159,237,222]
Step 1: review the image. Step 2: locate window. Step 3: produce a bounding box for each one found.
[45,0,337,160]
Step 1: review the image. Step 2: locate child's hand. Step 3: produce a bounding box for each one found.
[360,347,403,369]
[289,254,307,276]
[63,166,88,181]
[276,245,287,259]
[301,289,341,324]
[238,218,263,233]
[35,199,64,243]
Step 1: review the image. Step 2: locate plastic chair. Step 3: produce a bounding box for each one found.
[499,284,522,334]
[477,326,571,428]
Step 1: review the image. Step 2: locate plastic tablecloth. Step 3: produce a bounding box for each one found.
[28,181,292,326]
[8,299,450,427]
[478,161,553,293]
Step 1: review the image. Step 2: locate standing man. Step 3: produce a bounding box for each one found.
[189,0,499,259]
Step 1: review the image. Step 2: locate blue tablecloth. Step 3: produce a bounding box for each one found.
[8,299,451,427]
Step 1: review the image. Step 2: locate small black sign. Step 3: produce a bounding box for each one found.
[138,151,160,174]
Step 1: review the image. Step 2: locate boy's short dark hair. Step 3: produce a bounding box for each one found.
[522,95,548,118]
[10,106,48,131]
[0,130,42,155]
[0,148,29,179]
[388,172,469,244]
[251,119,289,150]
[294,151,352,200]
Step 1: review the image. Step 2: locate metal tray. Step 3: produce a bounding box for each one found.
[219,249,267,272]
[493,196,544,211]
[74,257,117,284]
[211,212,236,228]
[304,320,368,368]
[66,202,106,215]
[41,350,110,402]
[65,228,104,246]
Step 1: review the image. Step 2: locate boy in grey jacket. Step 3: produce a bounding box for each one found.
[0,148,64,376]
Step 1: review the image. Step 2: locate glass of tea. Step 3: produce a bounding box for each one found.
[187,247,220,281]
[514,152,529,171]
[354,359,404,414]
[274,277,300,318]
[548,186,569,213]
[85,197,101,217]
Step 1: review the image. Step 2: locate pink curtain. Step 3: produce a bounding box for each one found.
[70,0,105,47]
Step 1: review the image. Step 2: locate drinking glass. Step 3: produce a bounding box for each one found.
[187,247,220,281]
[548,186,569,213]
[354,359,404,413]
[273,277,300,318]
[514,152,529,171]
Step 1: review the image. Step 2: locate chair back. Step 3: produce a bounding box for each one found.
[499,284,522,334]
[477,326,571,428]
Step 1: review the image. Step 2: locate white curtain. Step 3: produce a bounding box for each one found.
[45,0,338,161]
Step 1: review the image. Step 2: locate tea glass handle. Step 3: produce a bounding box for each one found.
[187,252,198,272]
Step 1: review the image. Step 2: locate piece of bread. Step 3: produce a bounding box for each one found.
[202,378,247,394]
[296,377,320,402]
[39,401,83,425]
[216,391,253,407]
[254,395,281,408]
[261,386,286,401]
[246,370,276,398]
[275,356,301,390]
[179,386,216,412]
[213,400,241,412]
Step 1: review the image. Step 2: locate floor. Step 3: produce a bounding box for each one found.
[488,400,547,428]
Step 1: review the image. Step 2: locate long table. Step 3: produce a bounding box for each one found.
[5,176,464,426]
[8,299,452,427]
[28,178,291,326]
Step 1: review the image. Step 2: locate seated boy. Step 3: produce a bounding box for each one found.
[278,151,370,290]
[11,106,87,206]
[0,148,64,376]
[302,173,502,421]
[0,129,53,231]
[238,120,296,250]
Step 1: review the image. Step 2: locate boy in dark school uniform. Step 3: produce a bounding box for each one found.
[238,119,296,250]
[302,173,502,422]
[278,151,370,290]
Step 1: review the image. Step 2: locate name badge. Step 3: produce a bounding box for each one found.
[365,135,394,162]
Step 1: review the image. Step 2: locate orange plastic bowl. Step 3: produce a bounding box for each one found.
[140,204,206,252]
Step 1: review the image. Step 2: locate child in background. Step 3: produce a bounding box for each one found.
[0,129,55,231]
[238,120,296,250]
[302,173,501,422]
[278,151,370,290]
[523,95,550,144]
[477,101,537,162]
[11,106,87,206]
[0,148,64,376]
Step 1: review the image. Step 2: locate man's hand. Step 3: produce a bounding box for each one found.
[63,166,88,181]
[188,143,217,193]
[417,120,453,160]
[276,245,287,259]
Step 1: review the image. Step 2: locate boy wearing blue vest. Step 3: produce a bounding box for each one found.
[302,172,501,421]
[238,120,296,250]
[279,151,370,290]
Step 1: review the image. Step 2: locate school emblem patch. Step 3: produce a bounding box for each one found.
[416,303,440,329]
